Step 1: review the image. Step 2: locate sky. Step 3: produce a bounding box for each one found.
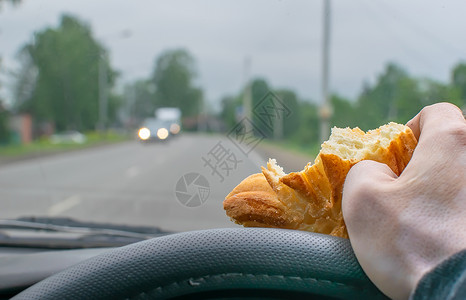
[1,0,466,111]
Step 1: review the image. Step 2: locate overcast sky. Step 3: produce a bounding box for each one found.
[1,0,465,110]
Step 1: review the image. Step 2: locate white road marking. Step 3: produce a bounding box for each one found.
[126,166,140,178]
[48,195,81,216]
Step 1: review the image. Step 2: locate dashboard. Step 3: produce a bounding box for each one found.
[0,246,113,298]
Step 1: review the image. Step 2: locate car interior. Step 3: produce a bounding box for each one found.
[0,1,464,299]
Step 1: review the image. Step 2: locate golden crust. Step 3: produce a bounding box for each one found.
[224,122,417,238]
[224,173,294,228]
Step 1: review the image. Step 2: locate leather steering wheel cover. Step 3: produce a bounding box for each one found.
[12,228,388,299]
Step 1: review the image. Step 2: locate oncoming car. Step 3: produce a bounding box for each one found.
[137,118,172,142]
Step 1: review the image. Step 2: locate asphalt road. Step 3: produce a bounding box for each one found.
[0,134,312,233]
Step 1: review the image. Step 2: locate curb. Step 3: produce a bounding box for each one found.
[0,140,133,166]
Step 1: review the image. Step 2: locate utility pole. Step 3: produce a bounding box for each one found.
[273,112,283,140]
[319,0,333,143]
[197,98,207,132]
[98,51,108,134]
[243,57,252,131]
[127,84,136,130]
[96,30,131,134]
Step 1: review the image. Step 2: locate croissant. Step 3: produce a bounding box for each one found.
[223,122,417,238]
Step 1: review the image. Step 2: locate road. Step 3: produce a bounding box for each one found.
[0,134,312,233]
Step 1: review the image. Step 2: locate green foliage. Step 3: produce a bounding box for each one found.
[15,14,119,131]
[151,49,202,117]
[419,78,460,107]
[275,89,299,138]
[356,63,410,130]
[354,62,464,130]
[218,79,320,149]
[219,60,466,156]
[107,93,124,127]
[12,51,37,109]
[124,79,156,124]
[219,95,241,130]
[330,94,357,129]
[250,78,271,136]
[8,13,465,150]
[0,105,9,144]
[0,130,128,157]
[451,62,466,107]
[392,76,423,124]
[291,101,319,147]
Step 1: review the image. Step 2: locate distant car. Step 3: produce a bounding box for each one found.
[50,131,87,144]
[137,118,172,142]
[155,107,182,137]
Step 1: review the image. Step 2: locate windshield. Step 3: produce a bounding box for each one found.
[0,1,464,237]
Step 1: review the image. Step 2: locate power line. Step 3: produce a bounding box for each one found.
[374,0,464,56]
[359,0,437,70]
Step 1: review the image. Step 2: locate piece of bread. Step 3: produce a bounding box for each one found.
[224,122,417,238]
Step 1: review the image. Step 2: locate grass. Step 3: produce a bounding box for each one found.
[0,128,317,161]
[195,131,322,158]
[259,138,321,158]
[0,130,130,158]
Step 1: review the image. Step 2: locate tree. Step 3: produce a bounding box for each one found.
[330,94,357,129]
[0,103,9,144]
[355,63,424,129]
[275,89,299,138]
[151,49,202,118]
[250,78,271,135]
[123,80,156,126]
[15,14,118,131]
[451,62,466,107]
[219,95,241,130]
[392,76,423,124]
[292,101,320,149]
[12,50,37,111]
[0,0,22,115]
[419,78,461,109]
[356,63,405,129]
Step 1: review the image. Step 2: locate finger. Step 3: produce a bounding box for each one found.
[342,160,397,227]
[403,103,465,177]
[406,102,465,141]
[406,114,420,141]
[342,160,410,299]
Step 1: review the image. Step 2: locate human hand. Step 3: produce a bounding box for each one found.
[342,103,466,300]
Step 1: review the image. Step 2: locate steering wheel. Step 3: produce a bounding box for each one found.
[12,228,388,299]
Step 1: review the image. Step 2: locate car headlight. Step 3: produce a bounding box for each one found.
[138,127,151,140]
[157,128,169,140]
[170,123,180,134]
